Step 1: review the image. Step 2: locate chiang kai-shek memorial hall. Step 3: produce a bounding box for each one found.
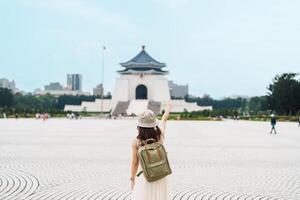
[64,46,212,115]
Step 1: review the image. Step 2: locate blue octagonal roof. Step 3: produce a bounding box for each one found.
[120,46,166,68]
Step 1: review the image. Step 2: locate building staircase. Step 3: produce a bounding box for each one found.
[126,100,148,116]
[111,101,130,116]
[112,100,162,116]
[148,101,161,115]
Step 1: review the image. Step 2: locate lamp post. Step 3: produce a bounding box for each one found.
[101,46,106,117]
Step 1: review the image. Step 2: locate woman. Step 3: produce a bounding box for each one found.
[130,101,172,200]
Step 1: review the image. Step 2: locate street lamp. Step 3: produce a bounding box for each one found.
[101,46,106,117]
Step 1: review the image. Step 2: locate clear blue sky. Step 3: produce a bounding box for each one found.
[0,0,300,99]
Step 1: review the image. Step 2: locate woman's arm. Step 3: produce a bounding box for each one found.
[130,139,139,190]
[160,100,173,133]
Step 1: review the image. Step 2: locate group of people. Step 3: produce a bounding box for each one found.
[66,112,82,120]
[35,113,50,121]
[233,115,240,120]
[0,112,7,118]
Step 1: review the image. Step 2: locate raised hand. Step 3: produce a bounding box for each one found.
[162,100,172,122]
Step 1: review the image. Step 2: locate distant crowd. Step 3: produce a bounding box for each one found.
[0,112,300,130]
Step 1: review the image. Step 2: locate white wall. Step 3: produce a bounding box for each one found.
[64,99,116,112]
[153,79,171,101]
[112,79,129,101]
[112,74,171,102]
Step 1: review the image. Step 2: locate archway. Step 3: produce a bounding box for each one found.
[135,84,147,99]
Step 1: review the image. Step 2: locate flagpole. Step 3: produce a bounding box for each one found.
[101,46,105,116]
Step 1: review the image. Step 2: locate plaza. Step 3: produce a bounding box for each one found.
[0,118,299,200]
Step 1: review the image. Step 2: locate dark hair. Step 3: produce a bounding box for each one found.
[136,126,162,144]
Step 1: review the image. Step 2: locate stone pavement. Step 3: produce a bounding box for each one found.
[0,119,299,200]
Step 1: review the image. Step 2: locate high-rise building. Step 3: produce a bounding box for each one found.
[93,84,104,96]
[168,80,189,98]
[0,78,24,94]
[45,82,63,91]
[67,74,82,91]
[0,78,16,91]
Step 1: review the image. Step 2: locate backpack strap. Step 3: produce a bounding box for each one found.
[141,138,164,162]
[136,170,143,177]
[157,148,163,160]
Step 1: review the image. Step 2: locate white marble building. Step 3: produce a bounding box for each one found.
[64,46,212,115]
[112,45,170,102]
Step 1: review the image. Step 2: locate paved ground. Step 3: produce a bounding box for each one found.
[0,118,299,200]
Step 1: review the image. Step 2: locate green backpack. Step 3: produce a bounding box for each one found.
[137,138,172,182]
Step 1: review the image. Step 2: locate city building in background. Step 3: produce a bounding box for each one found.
[45,82,63,91]
[169,80,188,99]
[93,84,104,96]
[0,78,24,94]
[0,78,16,91]
[34,75,90,97]
[67,74,82,91]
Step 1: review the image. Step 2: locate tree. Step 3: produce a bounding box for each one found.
[267,73,300,115]
[0,88,14,107]
[248,96,268,114]
[196,94,214,106]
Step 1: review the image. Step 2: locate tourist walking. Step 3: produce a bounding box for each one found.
[298,116,300,127]
[270,114,277,134]
[131,101,173,200]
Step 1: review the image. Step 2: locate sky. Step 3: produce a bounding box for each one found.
[0,0,300,99]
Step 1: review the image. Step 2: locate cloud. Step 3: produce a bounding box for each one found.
[151,0,191,12]
[20,0,136,33]
[75,41,99,56]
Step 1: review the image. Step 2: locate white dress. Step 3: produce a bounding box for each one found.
[131,135,172,200]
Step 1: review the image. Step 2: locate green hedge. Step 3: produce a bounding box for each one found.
[240,115,299,122]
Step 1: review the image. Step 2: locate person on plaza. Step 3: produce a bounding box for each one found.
[298,115,300,127]
[130,101,172,200]
[270,114,277,134]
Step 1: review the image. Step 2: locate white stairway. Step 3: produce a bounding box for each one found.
[126,100,149,115]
